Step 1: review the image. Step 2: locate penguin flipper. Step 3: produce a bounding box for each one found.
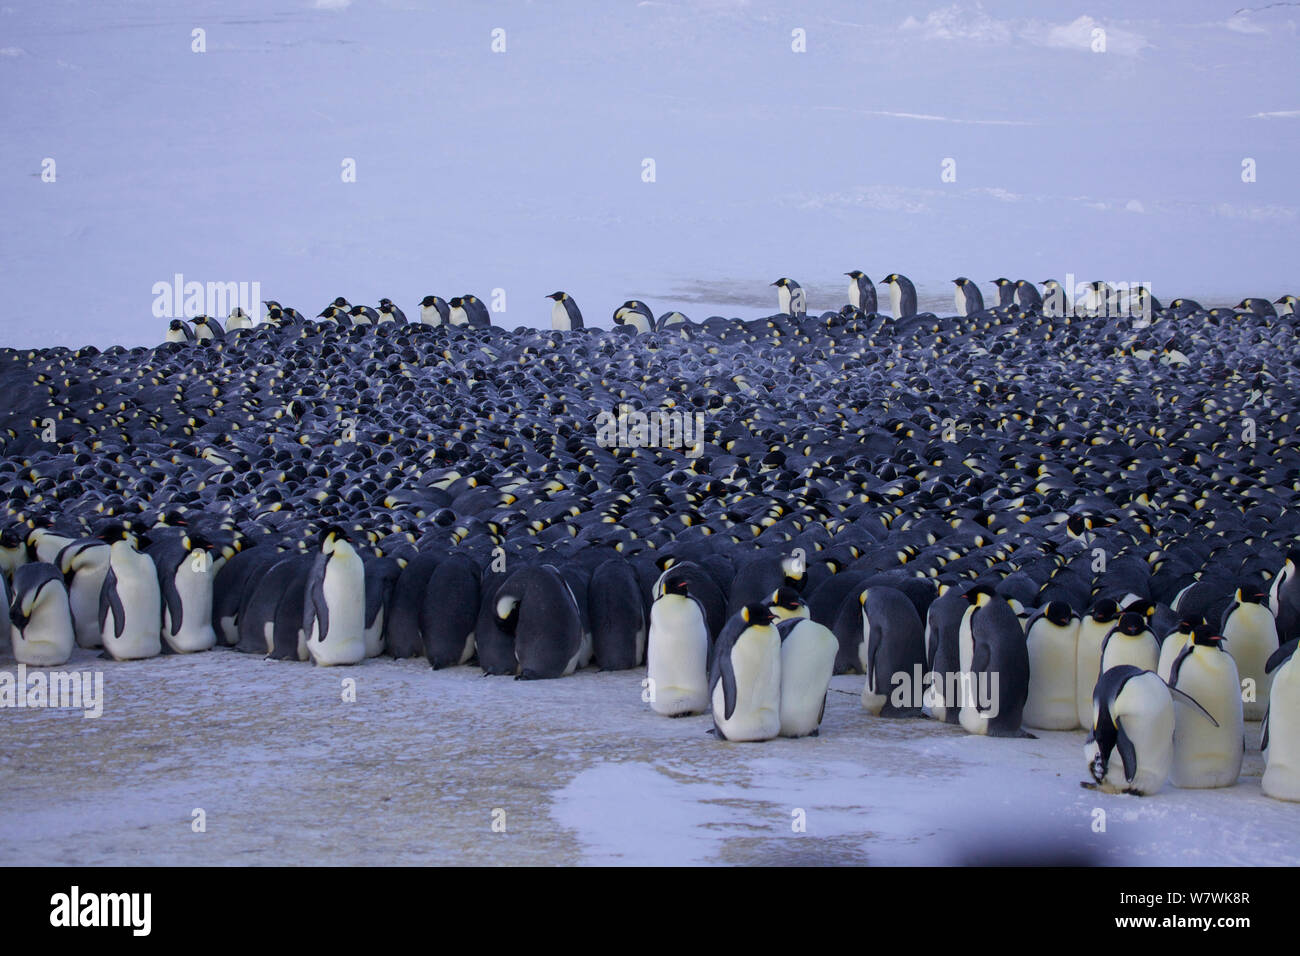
[970,641,991,684]
[818,693,827,728]
[1166,684,1221,728]
[99,566,126,639]
[1114,717,1138,784]
[1266,638,1299,674]
[719,650,738,721]
[1261,711,1270,752]
[305,555,330,643]
[160,568,183,637]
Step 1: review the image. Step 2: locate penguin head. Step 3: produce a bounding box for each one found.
[845,271,866,280]
[1115,612,1147,636]
[1090,597,1120,623]
[168,319,184,331]
[420,295,439,307]
[99,522,136,548]
[663,572,691,597]
[546,292,567,302]
[1191,625,1224,649]
[741,603,777,627]
[1044,601,1074,627]
[768,586,806,619]
[963,584,995,607]
[319,524,351,553]
[1238,589,1268,606]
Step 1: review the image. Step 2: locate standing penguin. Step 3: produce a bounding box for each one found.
[858,586,926,717]
[302,526,367,666]
[1156,616,1200,682]
[501,564,584,679]
[362,556,402,658]
[1023,601,1081,731]
[957,587,1032,737]
[191,315,225,340]
[547,292,584,330]
[164,319,195,343]
[1220,589,1279,720]
[386,552,441,659]
[1075,598,1121,728]
[771,278,806,317]
[951,277,985,316]
[881,273,918,318]
[225,306,254,330]
[9,563,74,666]
[419,553,480,668]
[710,603,782,742]
[1269,549,1300,644]
[1099,611,1160,676]
[777,616,838,737]
[1168,628,1244,789]
[1262,638,1300,801]
[1083,665,1214,796]
[149,534,217,653]
[419,295,451,326]
[647,568,711,716]
[56,538,110,649]
[923,583,968,723]
[845,271,877,313]
[98,524,162,661]
[588,557,647,670]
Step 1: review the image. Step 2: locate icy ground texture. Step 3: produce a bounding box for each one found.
[0,647,1291,866]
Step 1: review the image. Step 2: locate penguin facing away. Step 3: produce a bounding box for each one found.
[302,526,367,666]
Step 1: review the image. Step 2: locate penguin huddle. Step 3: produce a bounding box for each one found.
[5,276,1300,801]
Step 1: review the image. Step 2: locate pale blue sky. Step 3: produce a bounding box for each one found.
[2,0,1297,345]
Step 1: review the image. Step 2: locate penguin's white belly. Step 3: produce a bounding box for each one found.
[888,283,901,318]
[165,566,216,653]
[104,555,161,660]
[1262,658,1300,801]
[1101,636,1158,676]
[13,590,75,666]
[646,600,709,715]
[551,301,571,330]
[713,632,781,742]
[308,558,365,666]
[419,304,441,325]
[1157,631,1190,683]
[449,307,469,326]
[1024,623,1080,730]
[1224,606,1277,720]
[1170,653,1244,789]
[69,562,109,649]
[459,630,476,665]
[779,623,837,737]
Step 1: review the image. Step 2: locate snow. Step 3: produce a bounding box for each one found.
[1,649,1294,865]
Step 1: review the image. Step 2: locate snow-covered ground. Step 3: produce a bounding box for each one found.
[1,647,1292,866]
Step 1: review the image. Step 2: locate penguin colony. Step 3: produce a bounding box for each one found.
[6,274,1300,803]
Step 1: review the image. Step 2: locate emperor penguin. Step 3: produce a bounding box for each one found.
[647,567,711,716]
[881,273,918,318]
[547,291,584,330]
[1084,665,1209,796]
[588,557,647,670]
[191,314,224,340]
[1157,617,1200,682]
[56,538,110,649]
[317,304,351,325]
[1268,549,1300,644]
[1040,279,1068,318]
[362,556,401,657]
[446,297,470,327]
[9,562,74,666]
[377,299,407,323]
[302,526,367,666]
[164,319,195,343]
[1168,628,1243,789]
[1099,611,1160,676]
[991,277,1016,309]
[0,526,27,578]
[1023,601,1081,731]
[777,614,838,737]
[460,294,491,327]
[348,304,378,326]
[419,553,481,668]
[710,603,782,742]
[98,524,162,661]
[923,583,968,723]
[1262,638,1300,801]
[613,301,654,334]
[419,295,451,326]
[1075,598,1121,728]
[1220,589,1278,720]
[951,277,985,316]
[501,564,584,679]
[1274,294,1298,316]
[149,534,218,653]
[845,271,877,313]
[1013,279,1043,311]
[858,586,926,717]
[771,277,806,317]
[225,306,254,330]
[957,587,1032,737]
